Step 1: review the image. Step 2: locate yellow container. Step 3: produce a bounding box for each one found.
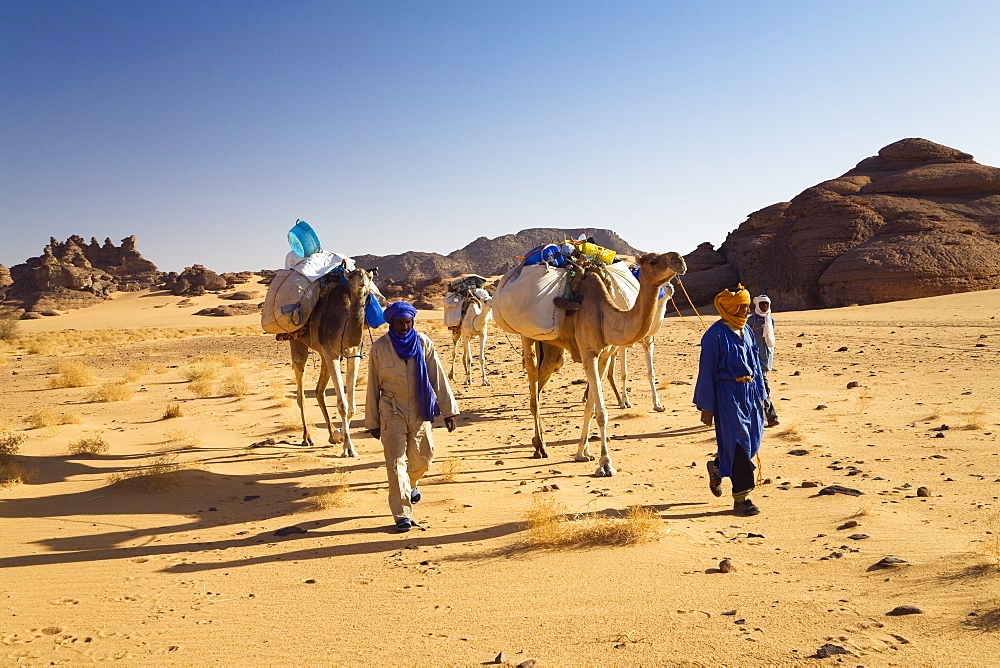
[577,242,616,264]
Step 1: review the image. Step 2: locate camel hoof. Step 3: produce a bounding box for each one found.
[341,448,357,458]
[532,448,548,459]
[481,380,491,387]
[574,453,595,462]
[464,379,473,386]
[653,405,666,413]
[594,463,617,477]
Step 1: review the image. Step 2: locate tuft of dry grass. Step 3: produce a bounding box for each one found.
[438,458,465,482]
[164,429,201,449]
[961,407,989,431]
[85,382,133,403]
[304,469,352,509]
[0,312,21,341]
[219,370,251,398]
[162,402,183,419]
[522,497,663,548]
[276,420,301,433]
[0,430,25,460]
[188,377,215,398]
[68,435,110,456]
[205,354,245,367]
[24,408,59,430]
[0,460,33,488]
[182,360,224,382]
[60,411,84,425]
[107,455,186,491]
[50,360,99,388]
[775,425,803,440]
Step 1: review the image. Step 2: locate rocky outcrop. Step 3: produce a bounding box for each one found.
[683,139,1000,309]
[3,235,161,313]
[161,265,228,296]
[354,228,642,285]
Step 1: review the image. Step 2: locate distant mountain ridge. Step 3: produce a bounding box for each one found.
[353,228,642,284]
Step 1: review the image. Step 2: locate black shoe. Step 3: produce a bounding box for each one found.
[733,500,761,516]
[395,517,413,532]
[766,418,780,427]
[553,296,582,311]
[410,487,421,504]
[706,461,722,497]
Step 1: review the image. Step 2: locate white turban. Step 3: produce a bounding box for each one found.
[753,295,775,350]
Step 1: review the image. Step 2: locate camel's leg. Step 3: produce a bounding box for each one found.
[343,349,360,420]
[574,372,597,463]
[463,338,473,385]
[290,340,314,447]
[608,346,630,409]
[449,331,460,381]
[585,351,617,476]
[318,350,355,457]
[478,329,490,386]
[643,336,665,412]
[313,358,342,445]
[522,338,564,458]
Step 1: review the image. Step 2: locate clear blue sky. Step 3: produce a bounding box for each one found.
[3,1,999,273]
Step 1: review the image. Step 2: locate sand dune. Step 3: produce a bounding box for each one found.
[1,288,998,664]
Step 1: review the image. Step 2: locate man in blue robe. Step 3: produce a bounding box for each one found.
[693,285,767,516]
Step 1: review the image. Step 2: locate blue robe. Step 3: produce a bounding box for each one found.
[693,320,767,478]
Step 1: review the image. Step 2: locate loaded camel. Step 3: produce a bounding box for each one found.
[288,265,375,456]
[521,252,687,476]
[448,292,493,386]
[608,280,675,412]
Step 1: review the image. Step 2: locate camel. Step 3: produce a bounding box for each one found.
[521,252,687,476]
[608,281,675,412]
[448,293,493,386]
[288,265,374,456]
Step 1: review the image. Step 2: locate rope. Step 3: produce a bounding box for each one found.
[673,277,708,331]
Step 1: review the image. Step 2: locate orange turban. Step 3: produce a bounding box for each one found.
[714,284,751,330]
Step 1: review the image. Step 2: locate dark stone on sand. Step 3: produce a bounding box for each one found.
[848,533,870,540]
[274,525,307,536]
[847,381,860,388]
[815,643,852,658]
[815,405,828,410]
[304,579,316,584]
[788,449,809,456]
[494,652,506,664]
[837,520,859,530]
[516,660,539,668]
[916,486,930,497]
[208,507,218,512]
[243,495,260,501]
[818,485,864,496]
[934,433,945,438]
[887,605,923,616]
[870,556,908,570]
[800,481,820,488]
[932,424,950,431]
[719,558,735,573]
[835,346,848,352]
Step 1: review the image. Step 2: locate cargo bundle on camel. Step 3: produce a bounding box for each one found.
[492,236,687,476]
[441,275,494,387]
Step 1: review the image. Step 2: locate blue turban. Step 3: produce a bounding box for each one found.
[384,302,440,422]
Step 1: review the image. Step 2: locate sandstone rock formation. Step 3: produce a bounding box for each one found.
[682,139,1000,309]
[3,236,161,313]
[161,265,228,296]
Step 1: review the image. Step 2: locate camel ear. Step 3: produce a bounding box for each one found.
[637,252,655,266]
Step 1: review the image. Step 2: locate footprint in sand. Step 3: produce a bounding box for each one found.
[50,597,80,605]
[669,609,711,622]
[421,605,453,615]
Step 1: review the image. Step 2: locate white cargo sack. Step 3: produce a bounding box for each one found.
[601,262,641,310]
[492,264,569,341]
[442,292,464,327]
[261,268,320,334]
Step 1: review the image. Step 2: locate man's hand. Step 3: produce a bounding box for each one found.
[700,410,714,427]
[444,416,456,432]
[368,428,381,440]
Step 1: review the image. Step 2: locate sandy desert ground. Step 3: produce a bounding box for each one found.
[1,283,999,666]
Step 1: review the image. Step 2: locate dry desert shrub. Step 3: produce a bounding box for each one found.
[107,455,185,491]
[0,430,25,460]
[68,435,110,456]
[164,429,202,449]
[205,353,245,367]
[0,312,21,341]
[219,370,251,398]
[59,411,84,425]
[182,360,224,382]
[24,408,59,429]
[775,425,804,440]
[50,360,99,388]
[522,497,663,548]
[162,402,183,419]
[304,469,352,509]
[438,458,464,482]
[961,407,989,431]
[188,377,215,398]
[86,382,133,403]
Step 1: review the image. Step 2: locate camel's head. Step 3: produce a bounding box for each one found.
[636,252,687,285]
[347,266,374,302]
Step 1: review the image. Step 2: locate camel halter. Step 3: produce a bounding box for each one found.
[670,276,708,333]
